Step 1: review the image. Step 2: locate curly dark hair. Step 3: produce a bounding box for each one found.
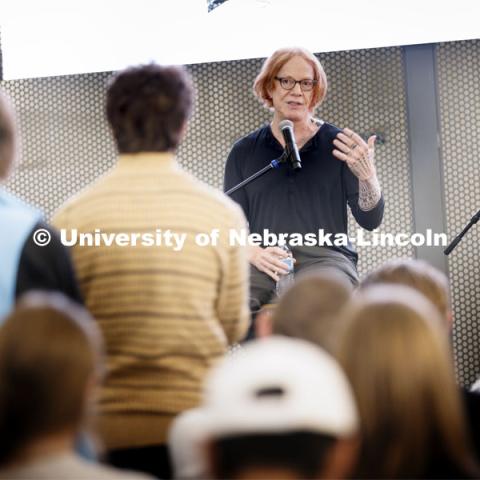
[106,63,193,153]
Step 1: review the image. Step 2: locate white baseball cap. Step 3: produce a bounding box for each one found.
[203,336,358,438]
[168,407,209,479]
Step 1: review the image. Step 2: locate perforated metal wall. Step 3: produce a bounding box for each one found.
[437,40,480,386]
[1,74,116,215]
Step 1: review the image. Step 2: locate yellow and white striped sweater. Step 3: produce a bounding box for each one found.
[53,152,249,448]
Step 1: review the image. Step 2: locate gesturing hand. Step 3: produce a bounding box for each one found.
[332,128,377,181]
[249,245,294,282]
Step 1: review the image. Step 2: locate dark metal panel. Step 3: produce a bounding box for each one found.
[404,44,448,274]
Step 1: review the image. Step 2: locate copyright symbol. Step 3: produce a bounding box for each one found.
[33,229,51,247]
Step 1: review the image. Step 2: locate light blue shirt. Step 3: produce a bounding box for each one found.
[0,188,42,321]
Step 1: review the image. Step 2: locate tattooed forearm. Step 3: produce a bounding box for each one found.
[359,176,381,211]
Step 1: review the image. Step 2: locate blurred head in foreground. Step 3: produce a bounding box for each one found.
[0,89,18,181]
[0,292,103,468]
[360,258,451,327]
[203,336,359,479]
[257,271,351,354]
[168,407,210,480]
[336,284,477,479]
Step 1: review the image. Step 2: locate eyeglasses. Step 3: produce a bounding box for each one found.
[274,76,317,92]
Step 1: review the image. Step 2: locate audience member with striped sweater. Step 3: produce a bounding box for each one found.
[53,63,250,479]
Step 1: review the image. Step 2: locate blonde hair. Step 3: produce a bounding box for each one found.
[271,271,352,354]
[360,258,450,322]
[0,90,17,180]
[253,47,327,111]
[336,285,477,478]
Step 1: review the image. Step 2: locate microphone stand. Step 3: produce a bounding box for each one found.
[444,208,480,255]
[225,151,289,196]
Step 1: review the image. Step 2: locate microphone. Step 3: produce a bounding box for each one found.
[279,119,302,170]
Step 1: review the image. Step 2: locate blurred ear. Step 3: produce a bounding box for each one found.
[255,309,273,338]
[266,81,273,98]
[320,436,360,480]
[0,101,18,181]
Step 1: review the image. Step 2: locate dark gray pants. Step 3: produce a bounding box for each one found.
[249,246,358,314]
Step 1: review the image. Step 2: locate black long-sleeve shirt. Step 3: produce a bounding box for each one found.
[15,221,83,304]
[224,122,384,264]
